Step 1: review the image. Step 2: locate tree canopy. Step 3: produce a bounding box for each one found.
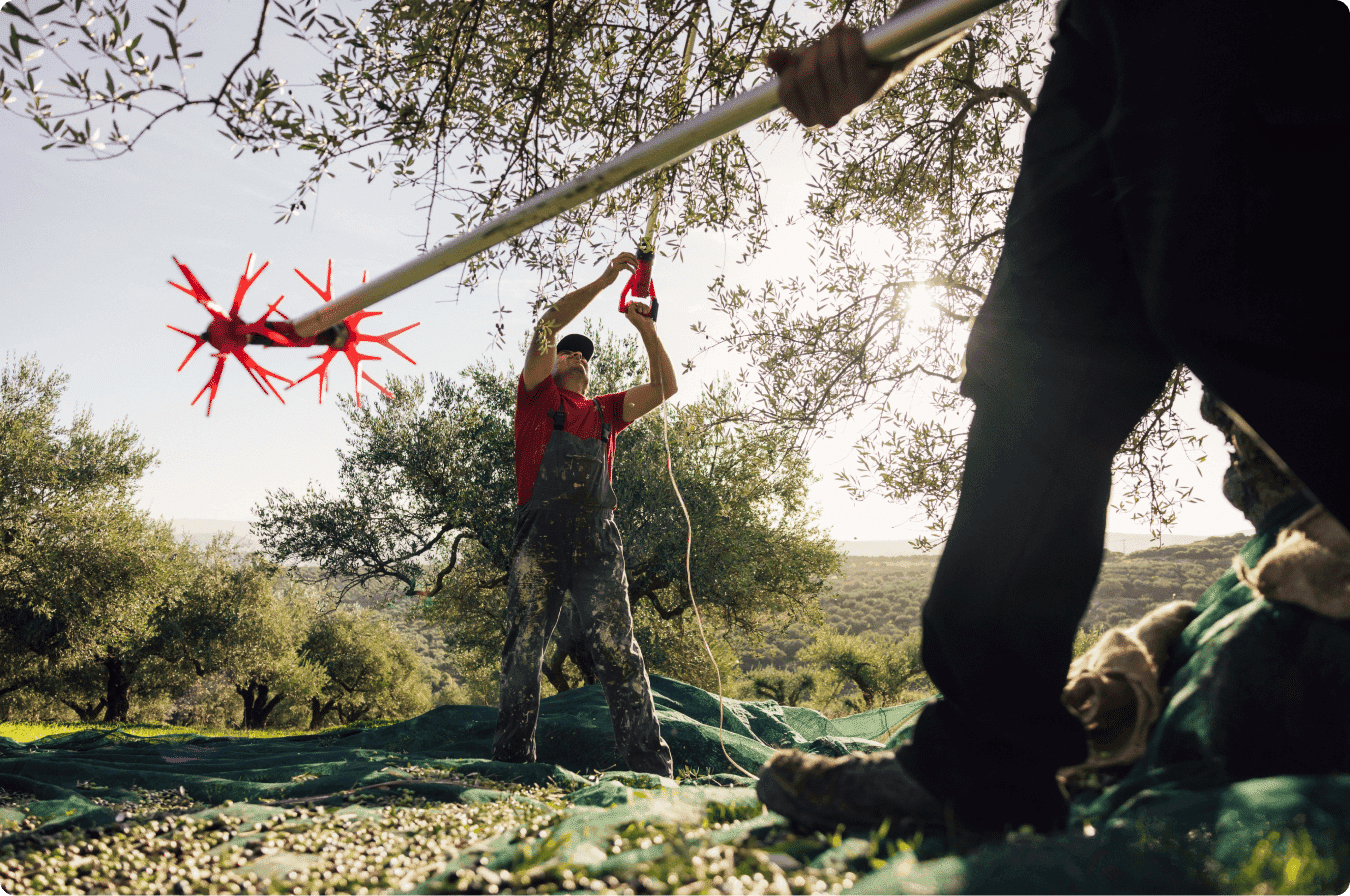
[0,355,444,728]
[302,607,436,729]
[0,0,809,298]
[0,355,165,720]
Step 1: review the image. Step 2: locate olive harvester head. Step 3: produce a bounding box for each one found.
[167,256,419,415]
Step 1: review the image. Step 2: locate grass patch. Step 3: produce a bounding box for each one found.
[0,719,394,744]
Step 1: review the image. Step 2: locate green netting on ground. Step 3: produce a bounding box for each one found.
[4,510,1349,893]
[788,701,926,747]
[0,676,892,842]
[0,676,902,892]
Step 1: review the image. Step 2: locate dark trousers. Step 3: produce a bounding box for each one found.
[493,504,673,776]
[897,0,1350,832]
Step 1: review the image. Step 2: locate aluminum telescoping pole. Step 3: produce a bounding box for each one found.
[291,0,1008,338]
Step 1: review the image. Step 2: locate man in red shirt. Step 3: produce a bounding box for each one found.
[493,251,679,776]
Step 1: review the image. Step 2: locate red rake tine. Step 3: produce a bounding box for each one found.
[167,326,210,371]
[231,254,268,318]
[172,257,418,413]
[361,371,395,400]
[191,354,229,415]
[289,263,418,406]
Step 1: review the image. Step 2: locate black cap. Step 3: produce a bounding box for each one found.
[557,333,594,361]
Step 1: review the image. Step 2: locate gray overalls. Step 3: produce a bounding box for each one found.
[492,396,673,775]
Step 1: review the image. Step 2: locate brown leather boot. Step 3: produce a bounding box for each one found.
[755,748,947,833]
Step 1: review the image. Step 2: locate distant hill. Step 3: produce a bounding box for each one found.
[169,518,259,551]
[171,522,1243,562]
[837,540,929,557]
[755,532,1257,668]
[1087,532,1256,629]
[838,531,1250,558]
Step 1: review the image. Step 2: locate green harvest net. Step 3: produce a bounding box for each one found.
[858,497,1350,893]
[3,502,1348,893]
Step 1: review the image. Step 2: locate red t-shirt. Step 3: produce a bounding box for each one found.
[515,374,629,506]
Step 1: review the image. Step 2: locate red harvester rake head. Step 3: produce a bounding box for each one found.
[168,256,419,414]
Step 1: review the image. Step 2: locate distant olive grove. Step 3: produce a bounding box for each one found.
[736,536,1253,713]
[805,539,1249,652]
[0,357,446,729]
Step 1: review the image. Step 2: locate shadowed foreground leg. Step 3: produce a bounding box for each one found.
[897,374,1167,832]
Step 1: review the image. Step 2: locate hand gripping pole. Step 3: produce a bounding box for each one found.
[288,0,1008,340]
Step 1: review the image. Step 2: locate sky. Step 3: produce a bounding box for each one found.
[0,4,1255,546]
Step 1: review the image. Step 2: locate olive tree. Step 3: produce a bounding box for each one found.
[302,608,435,729]
[256,330,839,692]
[0,355,177,723]
[160,545,325,729]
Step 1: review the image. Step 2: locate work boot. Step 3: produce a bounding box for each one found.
[756,748,948,834]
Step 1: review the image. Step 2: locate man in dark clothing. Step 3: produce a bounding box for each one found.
[756,0,1350,834]
[492,251,678,776]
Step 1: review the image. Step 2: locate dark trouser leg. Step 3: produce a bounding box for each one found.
[899,377,1168,831]
[493,514,569,763]
[895,0,1175,832]
[572,512,673,776]
[898,0,1350,832]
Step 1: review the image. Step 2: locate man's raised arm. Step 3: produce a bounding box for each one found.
[522,252,638,391]
[621,300,678,423]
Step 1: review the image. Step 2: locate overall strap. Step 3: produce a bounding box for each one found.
[594,399,611,441]
[549,396,610,440]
